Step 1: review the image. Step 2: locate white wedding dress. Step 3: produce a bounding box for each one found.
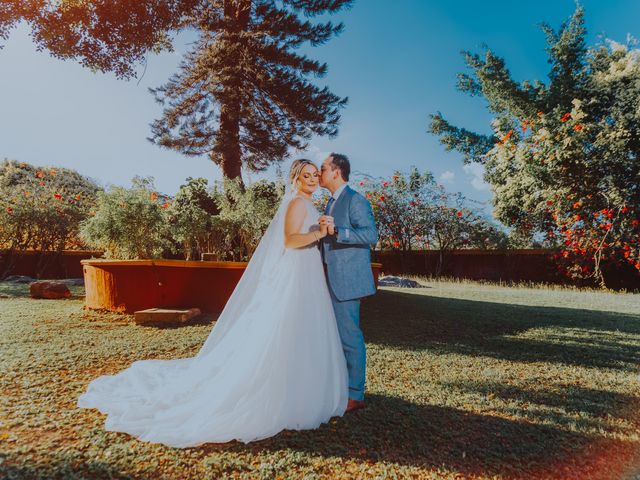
[77,190,349,448]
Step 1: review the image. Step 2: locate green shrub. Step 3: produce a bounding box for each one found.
[78,176,172,259]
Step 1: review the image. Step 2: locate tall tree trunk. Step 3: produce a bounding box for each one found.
[217,0,252,185]
[218,104,242,182]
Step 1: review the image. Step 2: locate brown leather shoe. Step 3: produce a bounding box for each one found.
[345,399,365,413]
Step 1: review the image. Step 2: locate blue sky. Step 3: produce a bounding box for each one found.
[1,0,639,214]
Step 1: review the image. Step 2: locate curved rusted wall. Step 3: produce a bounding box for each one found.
[82,259,383,314]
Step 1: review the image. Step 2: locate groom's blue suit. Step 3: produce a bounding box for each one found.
[321,185,378,401]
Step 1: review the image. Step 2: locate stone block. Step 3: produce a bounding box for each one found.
[29,281,72,299]
[134,307,201,325]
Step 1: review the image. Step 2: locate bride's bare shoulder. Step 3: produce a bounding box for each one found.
[285,197,308,219]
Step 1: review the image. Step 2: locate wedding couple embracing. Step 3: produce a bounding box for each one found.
[77,153,379,448]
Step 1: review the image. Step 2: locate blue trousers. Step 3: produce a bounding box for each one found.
[327,279,366,401]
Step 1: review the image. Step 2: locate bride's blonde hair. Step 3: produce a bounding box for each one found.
[288,159,318,192]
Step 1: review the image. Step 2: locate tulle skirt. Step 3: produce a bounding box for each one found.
[77,246,348,448]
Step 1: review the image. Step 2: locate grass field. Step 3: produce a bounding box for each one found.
[1,279,639,479]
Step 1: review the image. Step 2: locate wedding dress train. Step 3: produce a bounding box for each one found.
[77,193,349,448]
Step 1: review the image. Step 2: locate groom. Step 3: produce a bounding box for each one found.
[318,153,378,413]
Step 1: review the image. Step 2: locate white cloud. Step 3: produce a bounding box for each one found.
[293,145,331,164]
[463,163,490,191]
[439,170,455,184]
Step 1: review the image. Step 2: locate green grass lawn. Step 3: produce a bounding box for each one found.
[1,279,639,479]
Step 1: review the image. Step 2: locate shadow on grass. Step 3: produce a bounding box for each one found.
[191,393,639,479]
[361,289,640,371]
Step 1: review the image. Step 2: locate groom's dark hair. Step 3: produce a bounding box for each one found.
[329,153,350,181]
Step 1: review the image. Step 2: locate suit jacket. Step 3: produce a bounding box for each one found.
[321,185,378,301]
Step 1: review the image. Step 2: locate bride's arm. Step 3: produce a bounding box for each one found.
[284,198,328,248]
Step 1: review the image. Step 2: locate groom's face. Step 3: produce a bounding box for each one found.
[319,157,338,189]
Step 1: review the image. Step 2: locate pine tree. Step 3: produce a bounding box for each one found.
[1,1,353,182]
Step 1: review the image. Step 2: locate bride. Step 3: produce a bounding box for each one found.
[77,159,349,448]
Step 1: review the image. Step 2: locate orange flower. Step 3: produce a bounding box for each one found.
[36,171,45,178]
[49,169,57,176]
[150,192,158,201]
[161,202,170,209]
[574,124,583,132]
[561,112,571,122]
[39,181,45,187]
[537,111,544,116]
[499,129,514,144]
[75,194,81,201]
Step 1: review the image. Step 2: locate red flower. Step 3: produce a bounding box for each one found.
[39,181,45,187]
[537,111,544,117]
[392,175,399,181]
[456,211,463,218]
[621,206,629,214]
[393,241,400,248]
[36,171,45,178]
[6,207,13,214]
[379,195,385,201]
[574,215,582,221]
[54,193,62,200]
[573,124,583,132]
[382,182,388,188]
[632,220,639,227]
[359,181,364,186]
[546,200,554,206]
[561,112,571,122]
[604,224,613,230]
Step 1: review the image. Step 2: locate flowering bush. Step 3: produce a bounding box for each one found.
[0,159,101,276]
[0,159,101,250]
[429,7,640,287]
[78,176,173,259]
[357,167,507,274]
